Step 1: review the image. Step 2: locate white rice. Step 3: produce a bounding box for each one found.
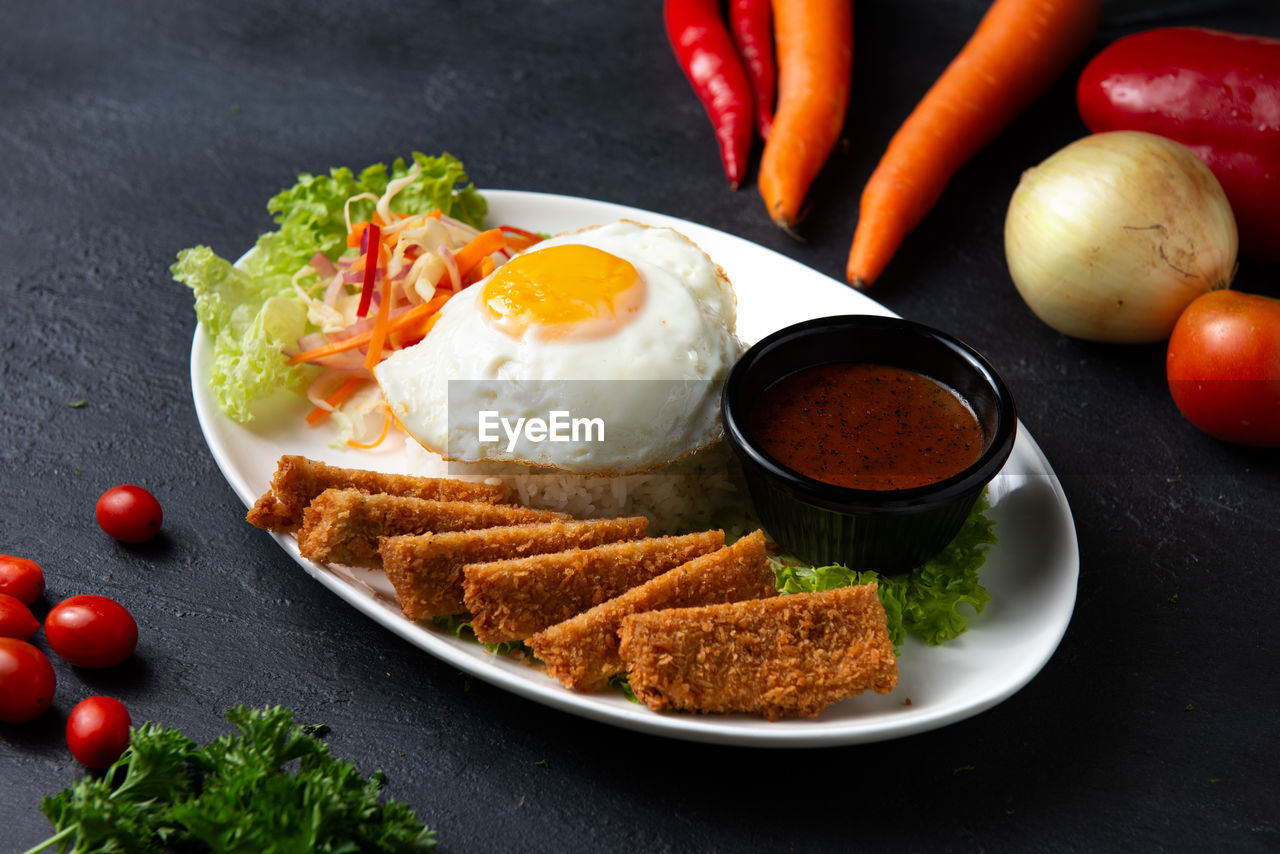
[402,440,754,536]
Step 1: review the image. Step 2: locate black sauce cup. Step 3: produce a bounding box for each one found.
[722,315,1017,572]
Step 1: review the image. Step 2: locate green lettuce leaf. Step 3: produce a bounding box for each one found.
[770,494,997,646]
[172,151,486,423]
[172,245,310,422]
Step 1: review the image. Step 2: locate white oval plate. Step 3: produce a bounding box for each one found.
[191,190,1079,748]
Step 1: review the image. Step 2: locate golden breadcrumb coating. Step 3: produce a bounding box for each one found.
[296,488,567,568]
[527,530,775,692]
[462,530,725,644]
[246,455,509,533]
[618,585,898,721]
[380,516,649,619]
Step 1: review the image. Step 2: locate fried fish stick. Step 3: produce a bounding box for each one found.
[247,455,510,533]
[527,530,775,692]
[296,488,568,569]
[380,516,650,619]
[462,530,725,644]
[619,585,898,721]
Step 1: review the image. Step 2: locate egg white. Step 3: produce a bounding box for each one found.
[374,220,742,474]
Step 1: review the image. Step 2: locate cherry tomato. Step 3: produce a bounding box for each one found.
[1167,290,1280,447]
[44,595,138,668]
[0,555,45,605]
[0,593,40,640]
[66,696,132,768]
[0,638,56,723]
[95,485,163,543]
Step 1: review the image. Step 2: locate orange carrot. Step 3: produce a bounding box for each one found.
[347,221,374,249]
[390,289,446,349]
[363,274,396,372]
[452,228,506,279]
[846,0,1101,287]
[287,298,446,365]
[465,255,496,287]
[757,0,853,231]
[347,404,394,449]
[500,225,544,251]
[305,376,366,426]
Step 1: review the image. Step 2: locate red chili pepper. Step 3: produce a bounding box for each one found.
[728,0,776,140]
[664,0,755,189]
[355,221,382,317]
[1077,27,1280,263]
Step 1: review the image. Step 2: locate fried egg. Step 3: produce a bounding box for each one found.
[373,220,741,474]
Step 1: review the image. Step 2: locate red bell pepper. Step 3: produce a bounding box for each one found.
[1077,27,1280,263]
[664,0,755,189]
[355,221,381,317]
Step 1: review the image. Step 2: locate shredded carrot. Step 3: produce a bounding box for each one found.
[289,330,373,364]
[500,225,544,251]
[418,312,443,338]
[452,229,507,279]
[347,404,394,449]
[465,255,497,287]
[288,298,447,365]
[305,376,366,426]
[845,0,1100,287]
[347,221,373,249]
[389,289,453,349]
[757,0,853,232]
[363,272,397,371]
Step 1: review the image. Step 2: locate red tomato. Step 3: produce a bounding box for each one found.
[0,638,56,723]
[0,555,45,605]
[0,593,40,640]
[44,595,138,669]
[95,485,163,543]
[66,696,132,768]
[1167,289,1280,447]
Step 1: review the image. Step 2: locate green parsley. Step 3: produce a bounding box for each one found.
[25,705,436,854]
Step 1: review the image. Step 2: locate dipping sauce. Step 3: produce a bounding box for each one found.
[748,363,984,490]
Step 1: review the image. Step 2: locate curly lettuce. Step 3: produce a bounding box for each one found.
[172,151,486,423]
[771,495,997,646]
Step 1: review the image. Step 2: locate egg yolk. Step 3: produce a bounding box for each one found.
[480,244,646,340]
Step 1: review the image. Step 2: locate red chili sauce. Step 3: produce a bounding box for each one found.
[748,363,985,491]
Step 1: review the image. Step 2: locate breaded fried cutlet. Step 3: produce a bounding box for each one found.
[380,516,650,619]
[462,530,725,644]
[296,488,568,568]
[618,585,898,721]
[246,455,510,533]
[527,530,776,692]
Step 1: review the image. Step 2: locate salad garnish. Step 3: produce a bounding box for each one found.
[172,152,539,446]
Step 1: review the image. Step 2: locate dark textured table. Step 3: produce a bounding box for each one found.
[3,1,1278,851]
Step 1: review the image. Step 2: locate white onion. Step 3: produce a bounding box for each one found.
[1004,131,1237,343]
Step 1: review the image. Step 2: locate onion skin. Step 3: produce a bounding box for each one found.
[1004,131,1237,343]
